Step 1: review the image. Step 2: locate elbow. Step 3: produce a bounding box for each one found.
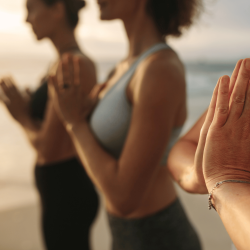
[113,203,138,217]
[117,204,137,217]
[31,136,48,157]
[109,192,141,217]
[31,137,42,152]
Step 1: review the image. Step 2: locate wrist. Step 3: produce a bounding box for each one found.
[65,120,88,133]
[210,182,250,214]
[205,169,250,192]
[189,165,208,194]
[178,166,208,194]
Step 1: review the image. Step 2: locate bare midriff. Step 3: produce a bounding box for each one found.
[36,122,76,166]
[106,166,177,219]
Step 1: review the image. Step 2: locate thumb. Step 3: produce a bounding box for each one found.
[49,75,61,94]
[25,87,32,96]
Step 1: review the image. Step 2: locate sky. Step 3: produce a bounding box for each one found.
[0,0,249,62]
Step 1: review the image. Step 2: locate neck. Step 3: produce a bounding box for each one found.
[49,26,79,57]
[122,3,164,60]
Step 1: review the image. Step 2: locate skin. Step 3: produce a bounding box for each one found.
[202,58,250,250]
[167,59,244,194]
[0,0,96,165]
[50,0,187,217]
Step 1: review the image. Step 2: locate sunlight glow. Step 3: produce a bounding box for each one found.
[0,0,249,61]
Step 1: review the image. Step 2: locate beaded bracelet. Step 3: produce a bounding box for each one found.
[208,180,250,211]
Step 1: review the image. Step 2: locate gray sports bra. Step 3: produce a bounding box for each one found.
[90,43,183,164]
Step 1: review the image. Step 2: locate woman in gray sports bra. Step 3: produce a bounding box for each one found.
[50,0,203,249]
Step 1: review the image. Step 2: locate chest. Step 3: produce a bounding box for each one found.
[89,68,136,158]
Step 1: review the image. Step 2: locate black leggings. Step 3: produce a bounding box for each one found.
[108,199,202,250]
[35,158,99,250]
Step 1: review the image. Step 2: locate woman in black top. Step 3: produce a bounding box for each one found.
[0,0,99,249]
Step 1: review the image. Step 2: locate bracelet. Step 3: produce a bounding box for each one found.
[208,180,250,211]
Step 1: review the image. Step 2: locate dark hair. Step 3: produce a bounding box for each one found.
[146,0,203,37]
[42,0,86,28]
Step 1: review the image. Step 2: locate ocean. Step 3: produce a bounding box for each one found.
[0,56,235,250]
[0,57,236,184]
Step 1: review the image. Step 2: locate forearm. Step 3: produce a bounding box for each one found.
[168,140,207,193]
[68,122,120,199]
[212,183,250,250]
[168,110,208,194]
[17,115,42,149]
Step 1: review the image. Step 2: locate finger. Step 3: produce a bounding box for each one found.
[6,78,18,93]
[49,75,61,94]
[201,78,220,133]
[0,80,12,98]
[25,88,32,96]
[73,56,80,86]
[229,59,243,104]
[68,54,74,85]
[241,80,250,119]
[61,53,73,88]
[0,80,7,102]
[57,61,64,88]
[229,59,243,93]
[2,78,11,89]
[227,58,250,123]
[212,75,230,128]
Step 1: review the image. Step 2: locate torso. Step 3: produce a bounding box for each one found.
[90,43,187,218]
[30,70,76,166]
[31,52,95,166]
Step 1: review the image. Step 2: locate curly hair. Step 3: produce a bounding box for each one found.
[146,0,203,37]
[42,0,86,28]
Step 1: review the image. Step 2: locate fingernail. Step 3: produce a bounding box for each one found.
[222,75,229,84]
[245,59,250,70]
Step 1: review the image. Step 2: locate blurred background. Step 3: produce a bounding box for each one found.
[0,0,249,249]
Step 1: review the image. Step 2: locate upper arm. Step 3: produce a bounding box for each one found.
[117,54,186,197]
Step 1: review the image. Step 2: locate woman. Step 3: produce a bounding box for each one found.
[0,0,99,249]
[50,0,203,249]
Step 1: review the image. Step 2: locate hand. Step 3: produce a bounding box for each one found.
[49,53,104,126]
[0,77,30,122]
[191,60,244,193]
[203,58,250,192]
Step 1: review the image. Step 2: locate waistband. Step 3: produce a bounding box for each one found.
[36,157,81,169]
[108,198,180,223]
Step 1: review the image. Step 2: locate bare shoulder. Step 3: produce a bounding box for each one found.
[133,48,186,101]
[142,49,184,84]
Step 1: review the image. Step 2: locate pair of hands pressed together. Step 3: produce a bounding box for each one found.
[49,54,105,129]
[0,77,31,123]
[194,58,250,193]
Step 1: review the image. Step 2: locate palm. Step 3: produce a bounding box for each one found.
[204,124,250,190]
[52,82,94,125]
[202,59,250,191]
[193,132,207,189]
[49,53,103,126]
[0,77,29,121]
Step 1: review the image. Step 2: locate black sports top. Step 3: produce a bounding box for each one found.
[30,77,48,121]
